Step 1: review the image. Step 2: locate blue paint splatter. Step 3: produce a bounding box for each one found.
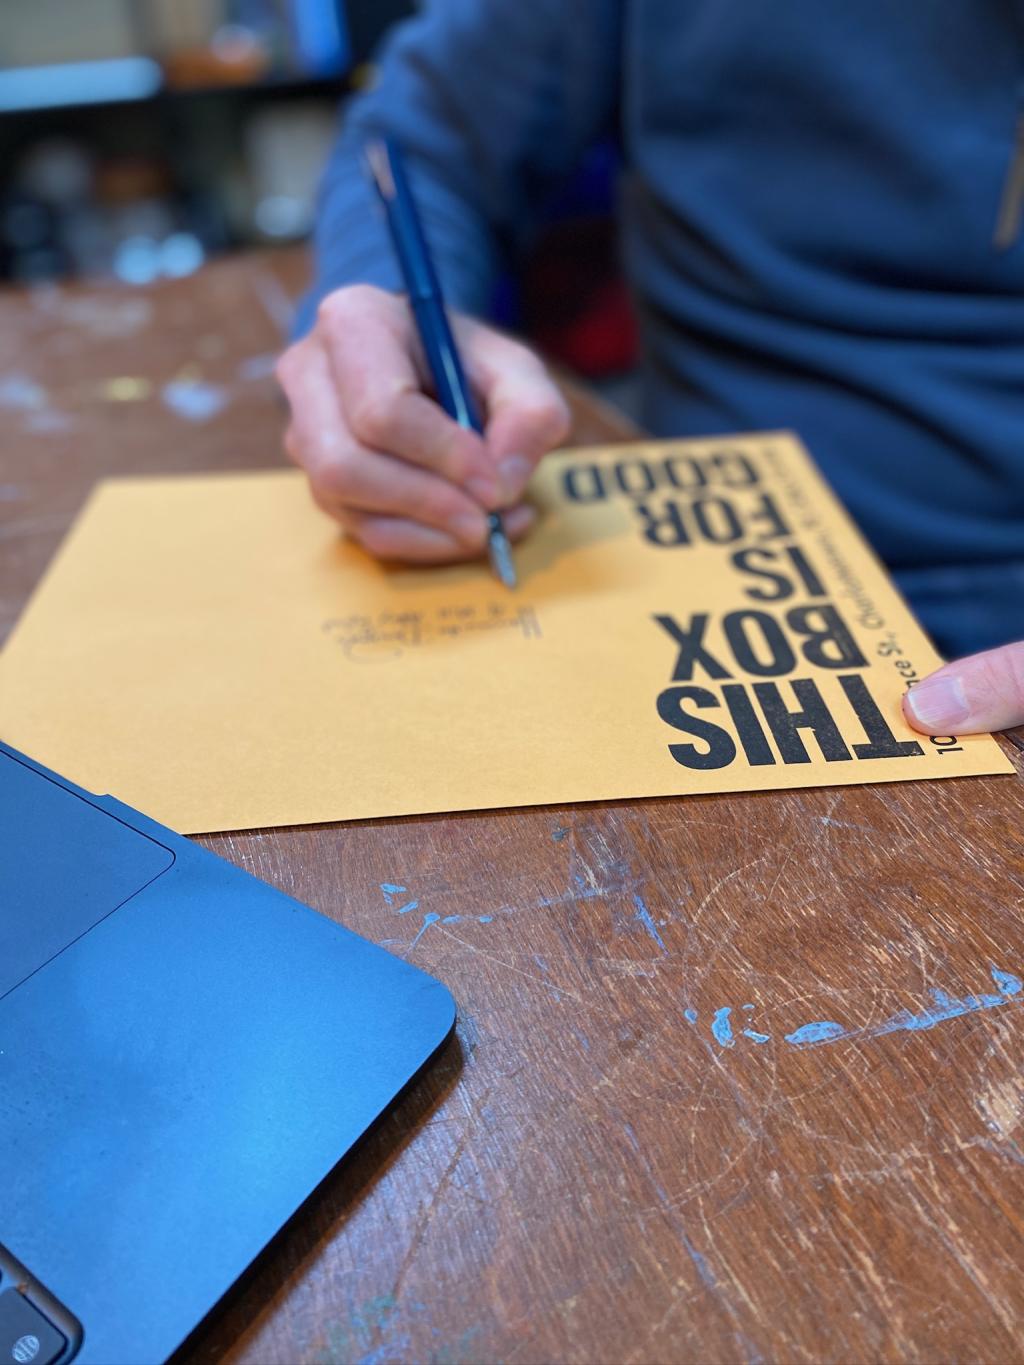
[992,968,1022,995]
[711,1006,734,1047]
[442,914,460,923]
[774,966,1024,1051]
[356,1345,410,1365]
[396,899,419,914]
[410,911,440,947]
[785,1020,848,1047]
[742,1029,771,1044]
[478,915,494,923]
[632,893,667,953]
[683,1008,698,1024]
[380,883,406,902]
[552,826,569,842]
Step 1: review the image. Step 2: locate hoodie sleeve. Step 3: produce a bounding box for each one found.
[292,0,621,336]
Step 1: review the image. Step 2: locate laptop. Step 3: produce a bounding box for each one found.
[0,740,456,1365]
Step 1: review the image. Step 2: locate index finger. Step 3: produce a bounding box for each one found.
[318,292,501,507]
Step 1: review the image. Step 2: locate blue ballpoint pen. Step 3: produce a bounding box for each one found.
[365,136,517,588]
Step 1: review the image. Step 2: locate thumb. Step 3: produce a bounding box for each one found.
[459,321,570,505]
[903,642,1024,735]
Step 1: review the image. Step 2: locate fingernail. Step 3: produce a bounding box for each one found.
[505,503,537,536]
[498,455,533,503]
[905,675,971,731]
[465,473,500,507]
[452,510,487,548]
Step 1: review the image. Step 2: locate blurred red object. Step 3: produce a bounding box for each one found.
[522,216,638,377]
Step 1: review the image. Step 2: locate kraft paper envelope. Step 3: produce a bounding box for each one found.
[0,433,1011,832]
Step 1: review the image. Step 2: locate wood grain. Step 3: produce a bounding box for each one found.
[3,250,1024,1365]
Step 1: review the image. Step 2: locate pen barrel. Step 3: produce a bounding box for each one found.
[371,136,484,435]
[409,294,483,435]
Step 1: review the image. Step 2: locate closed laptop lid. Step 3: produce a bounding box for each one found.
[0,743,455,1365]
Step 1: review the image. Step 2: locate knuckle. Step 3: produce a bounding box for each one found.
[309,482,340,521]
[348,391,397,447]
[445,426,482,476]
[316,448,360,497]
[523,392,571,445]
[548,391,572,441]
[317,283,387,330]
[423,485,469,527]
[356,521,394,559]
[316,290,351,328]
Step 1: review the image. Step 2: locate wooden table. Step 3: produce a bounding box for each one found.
[4,249,1024,1365]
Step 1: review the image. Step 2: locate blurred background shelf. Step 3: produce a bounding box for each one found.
[0,0,411,286]
[0,0,637,379]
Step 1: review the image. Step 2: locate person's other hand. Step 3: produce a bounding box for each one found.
[276,284,570,563]
[903,642,1024,734]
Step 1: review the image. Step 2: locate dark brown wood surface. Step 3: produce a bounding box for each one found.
[4,250,1024,1365]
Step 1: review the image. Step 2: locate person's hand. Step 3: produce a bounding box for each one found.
[903,642,1024,735]
[276,284,570,563]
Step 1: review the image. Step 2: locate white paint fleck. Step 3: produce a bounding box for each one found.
[25,408,75,434]
[977,1078,1023,1139]
[161,380,229,423]
[237,352,278,382]
[31,290,152,339]
[0,373,46,410]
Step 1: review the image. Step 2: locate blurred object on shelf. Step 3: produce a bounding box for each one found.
[244,102,337,241]
[0,0,353,107]
[0,138,211,284]
[161,27,272,90]
[0,0,635,392]
[2,0,140,67]
[289,0,351,75]
[0,59,163,113]
[0,0,365,284]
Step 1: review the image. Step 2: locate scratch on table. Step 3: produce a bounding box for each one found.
[253,268,295,337]
[906,1185,1017,1339]
[435,925,584,1002]
[689,856,768,929]
[818,815,881,833]
[386,1108,483,1309]
[632,893,668,954]
[31,291,152,338]
[25,408,75,434]
[0,514,72,544]
[621,1121,765,1361]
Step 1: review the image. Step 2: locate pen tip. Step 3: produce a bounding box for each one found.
[487,522,517,589]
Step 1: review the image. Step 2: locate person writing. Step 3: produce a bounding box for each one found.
[276,0,1024,738]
